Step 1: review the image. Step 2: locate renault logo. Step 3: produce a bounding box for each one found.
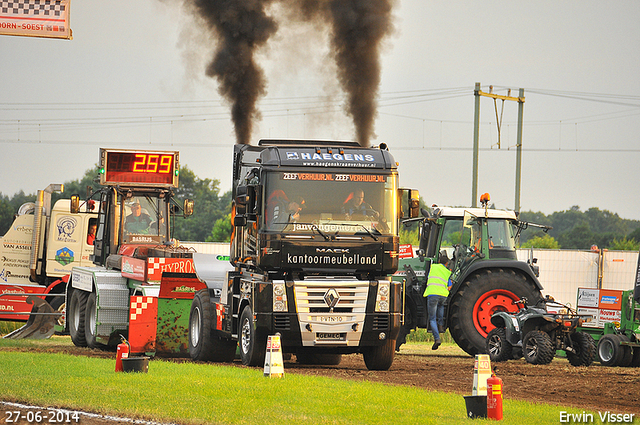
[324,288,340,309]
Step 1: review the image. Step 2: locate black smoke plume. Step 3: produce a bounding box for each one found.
[323,0,395,147]
[185,0,277,145]
[184,0,395,147]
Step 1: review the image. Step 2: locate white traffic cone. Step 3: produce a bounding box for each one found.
[472,354,491,396]
[263,334,285,378]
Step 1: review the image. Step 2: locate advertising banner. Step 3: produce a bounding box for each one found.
[0,0,71,40]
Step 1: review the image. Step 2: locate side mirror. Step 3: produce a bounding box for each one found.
[235,186,249,216]
[235,185,260,221]
[399,188,420,219]
[409,189,420,218]
[70,194,80,214]
[233,215,247,227]
[183,199,194,217]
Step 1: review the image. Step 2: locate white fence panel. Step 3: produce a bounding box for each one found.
[602,250,639,291]
[180,241,230,256]
[517,249,639,306]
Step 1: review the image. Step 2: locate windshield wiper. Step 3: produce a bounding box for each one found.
[354,224,379,241]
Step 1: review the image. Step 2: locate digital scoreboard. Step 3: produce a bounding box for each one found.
[99,149,179,187]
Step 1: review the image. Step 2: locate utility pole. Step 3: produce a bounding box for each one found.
[472,83,525,211]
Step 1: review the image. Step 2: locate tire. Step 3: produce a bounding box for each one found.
[448,269,544,356]
[68,289,89,347]
[631,346,640,367]
[239,306,266,366]
[486,327,512,362]
[523,330,555,365]
[363,338,395,371]
[598,334,624,366]
[189,289,236,362]
[296,351,343,366]
[617,335,634,367]
[85,292,104,349]
[566,332,596,367]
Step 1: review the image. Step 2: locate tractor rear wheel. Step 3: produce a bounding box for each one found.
[523,330,555,365]
[189,289,236,362]
[448,269,543,356]
[566,332,596,367]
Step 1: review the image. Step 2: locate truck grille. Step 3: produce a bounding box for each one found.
[294,279,368,314]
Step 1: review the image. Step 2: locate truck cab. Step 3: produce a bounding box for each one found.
[232,140,405,278]
[189,140,419,370]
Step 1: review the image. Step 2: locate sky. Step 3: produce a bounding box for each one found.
[1,1,640,221]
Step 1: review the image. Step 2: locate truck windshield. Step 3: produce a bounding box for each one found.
[263,171,398,236]
[121,194,168,243]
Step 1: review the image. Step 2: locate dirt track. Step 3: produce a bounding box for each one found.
[1,339,639,423]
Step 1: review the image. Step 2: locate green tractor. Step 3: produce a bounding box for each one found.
[395,197,550,356]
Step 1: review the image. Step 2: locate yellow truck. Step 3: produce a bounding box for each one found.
[0,184,97,337]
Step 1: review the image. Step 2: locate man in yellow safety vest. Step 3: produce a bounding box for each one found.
[423,251,452,350]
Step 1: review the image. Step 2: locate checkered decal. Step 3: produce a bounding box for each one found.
[130,296,155,321]
[1,0,66,16]
[147,257,167,276]
[216,303,224,330]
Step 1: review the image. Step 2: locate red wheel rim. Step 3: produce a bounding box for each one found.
[472,289,520,338]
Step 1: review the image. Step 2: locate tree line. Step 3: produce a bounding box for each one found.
[2,168,639,250]
[0,165,232,243]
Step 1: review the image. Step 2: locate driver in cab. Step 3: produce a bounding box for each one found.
[342,188,379,220]
[125,202,152,234]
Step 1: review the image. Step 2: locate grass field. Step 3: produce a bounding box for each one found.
[0,338,593,425]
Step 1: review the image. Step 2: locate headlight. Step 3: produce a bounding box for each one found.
[376,281,390,312]
[273,281,287,312]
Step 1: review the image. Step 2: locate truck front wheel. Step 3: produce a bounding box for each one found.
[68,289,89,347]
[239,306,266,366]
[363,338,395,371]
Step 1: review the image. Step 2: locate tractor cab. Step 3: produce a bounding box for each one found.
[418,207,520,285]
